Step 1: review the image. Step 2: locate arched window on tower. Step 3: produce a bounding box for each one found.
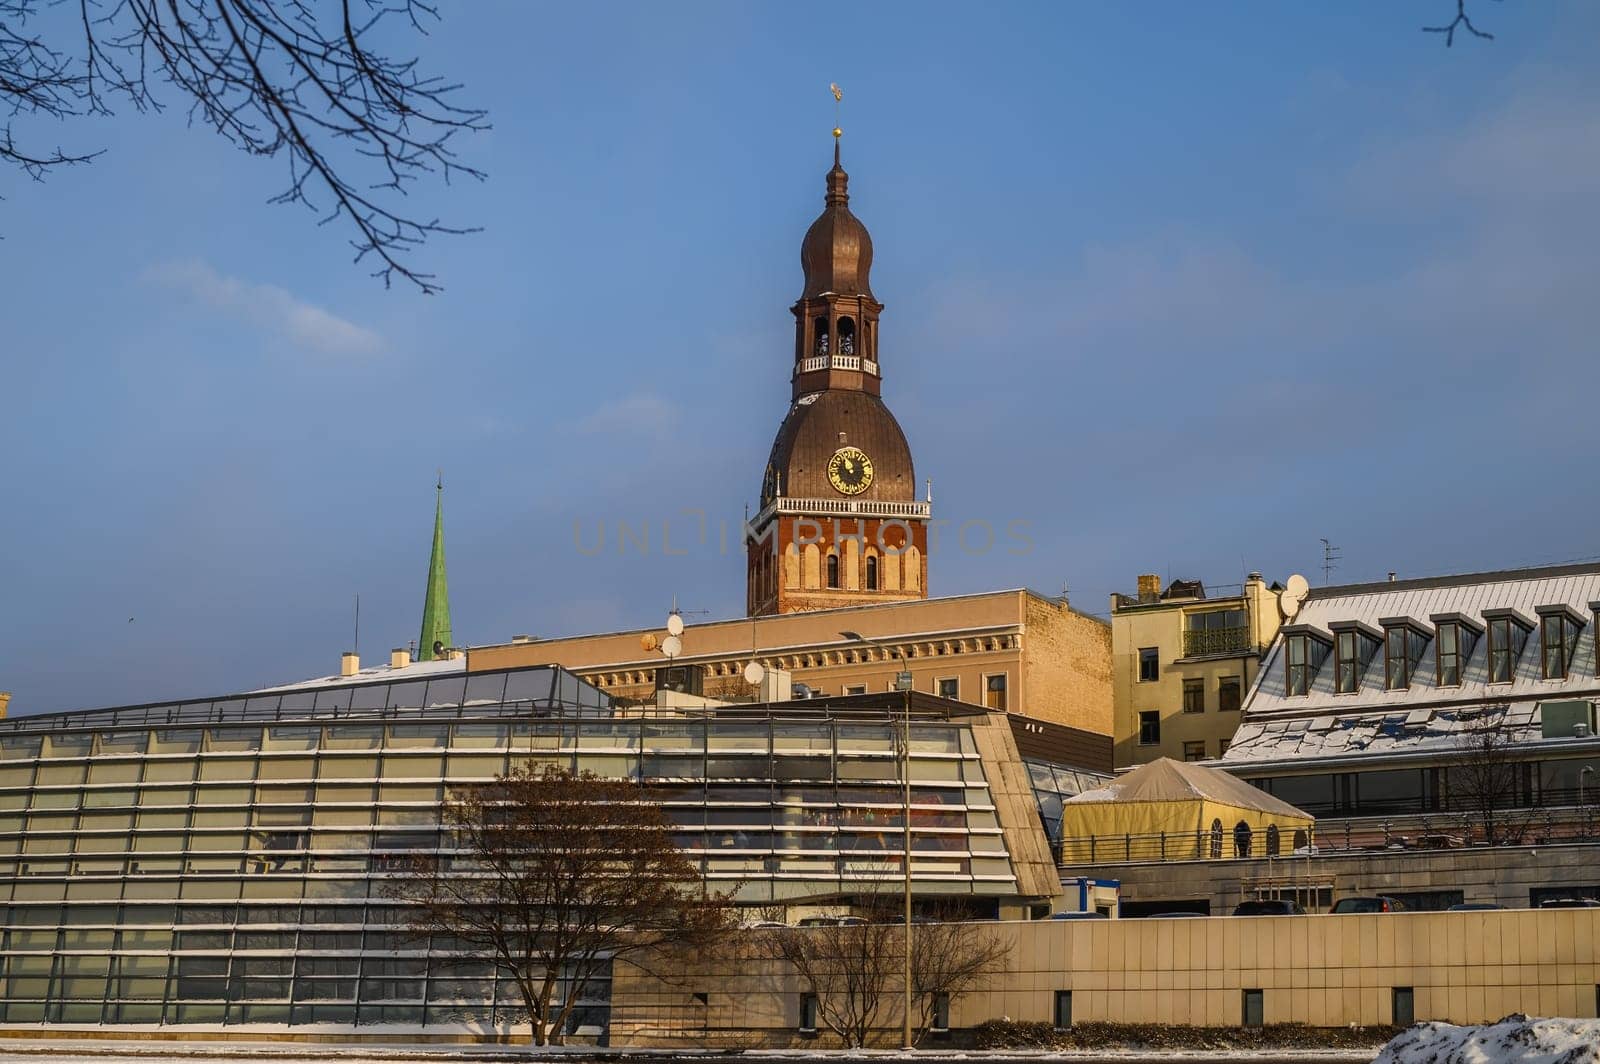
[826,552,840,589]
[866,554,878,591]
[1234,821,1253,859]
[837,316,856,355]
[813,316,829,356]
[1265,825,1281,857]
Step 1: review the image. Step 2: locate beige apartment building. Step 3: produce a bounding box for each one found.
[470,588,1113,757]
[1110,573,1282,769]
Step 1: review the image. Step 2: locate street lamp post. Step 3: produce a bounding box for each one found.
[841,629,915,1051]
[1581,767,1594,838]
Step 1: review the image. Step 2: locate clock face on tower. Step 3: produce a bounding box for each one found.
[827,446,874,496]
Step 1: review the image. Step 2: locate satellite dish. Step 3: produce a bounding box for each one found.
[1281,574,1309,620]
[743,660,765,686]
[666,612,685,637]
[661,634,682,659]
[640,633,658,652]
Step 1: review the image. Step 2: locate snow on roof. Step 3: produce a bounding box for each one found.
[251,655,465,693]
[1226,563,1600,768]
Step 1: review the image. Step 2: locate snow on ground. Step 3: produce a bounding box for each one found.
[1373,1015,1600,1064]
[0,1045,1383,1064]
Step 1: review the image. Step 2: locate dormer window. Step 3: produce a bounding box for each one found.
[1281,626,1332,697]
[1329,622,1381,694]
[1482,609,1534,684]
[1535,605,1586,680]
[1379,617,1431,691]
[1430,613,1483,688]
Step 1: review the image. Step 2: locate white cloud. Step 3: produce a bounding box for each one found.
[144,260,384,357]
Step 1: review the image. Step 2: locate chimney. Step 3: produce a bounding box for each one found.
[1388,572,1397,583]
[1136,573,1162,603]
[0,692,9,719]
[390,647,411,670]
[510,634,536,644]
[340,652,360,677]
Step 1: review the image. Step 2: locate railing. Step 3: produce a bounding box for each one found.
[756,496,932,522]
[1182,626,1253,657]
[1054,827,1316,865]
[795,354,871,374]
[1052,806,1600,867]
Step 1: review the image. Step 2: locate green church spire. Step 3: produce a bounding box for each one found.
[418,476,453,661]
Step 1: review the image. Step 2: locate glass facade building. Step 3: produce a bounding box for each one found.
[0,663,1056,1031]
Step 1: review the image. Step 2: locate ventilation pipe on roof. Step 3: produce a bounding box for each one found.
[390,648,411,670]
[1388,572,1397,582]
[341,652,360,677]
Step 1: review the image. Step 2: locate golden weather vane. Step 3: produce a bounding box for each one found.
[829,82,843,139]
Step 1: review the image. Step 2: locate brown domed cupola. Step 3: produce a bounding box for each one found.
[800,144,875,301]
[747,129,930,617]
[790,137,885,399]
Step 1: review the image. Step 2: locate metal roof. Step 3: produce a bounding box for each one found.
[1224,563,1600,768]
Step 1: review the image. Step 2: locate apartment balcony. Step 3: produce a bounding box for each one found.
[1182,626,1253,658]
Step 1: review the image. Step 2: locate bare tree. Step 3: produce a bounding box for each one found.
[763,904,901,1048]
[385,764,733,1045]
[1,0,486,292]
[761,895,1006,1048]
[909,911,1007,1045]
[1448,709,1531,847]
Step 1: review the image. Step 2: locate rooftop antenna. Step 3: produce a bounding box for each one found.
[1320,538,1342,586]
[353,594,360,656]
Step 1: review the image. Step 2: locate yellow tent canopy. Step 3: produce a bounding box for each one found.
[1057,757,1314,863]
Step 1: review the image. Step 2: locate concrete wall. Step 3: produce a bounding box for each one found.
[1074,841,1600,913]
[611,909,1600,1046]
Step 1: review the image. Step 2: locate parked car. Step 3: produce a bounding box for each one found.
[1049,910,1110,920]
[1330,896,1407,914]
[1146,911,1207,918]
[1537,897,1600,909]
[1233,899,1306,916]
[796,915,867,927]
[1446,903,1506,912]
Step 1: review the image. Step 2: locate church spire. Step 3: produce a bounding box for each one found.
[417,476,453,661]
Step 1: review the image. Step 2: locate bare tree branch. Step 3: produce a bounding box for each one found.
[759,893,1005,1048]
[0,0,485,291]
[1448,707,1532,846]
[383,764,733,1046]
[1424,0,1498,47]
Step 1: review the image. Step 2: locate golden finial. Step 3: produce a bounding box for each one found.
[830,82,843,140]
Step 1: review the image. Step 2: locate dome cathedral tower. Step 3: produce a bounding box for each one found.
[746,132,930,616]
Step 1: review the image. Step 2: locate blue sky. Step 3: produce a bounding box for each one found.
[4,2,1598,713]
